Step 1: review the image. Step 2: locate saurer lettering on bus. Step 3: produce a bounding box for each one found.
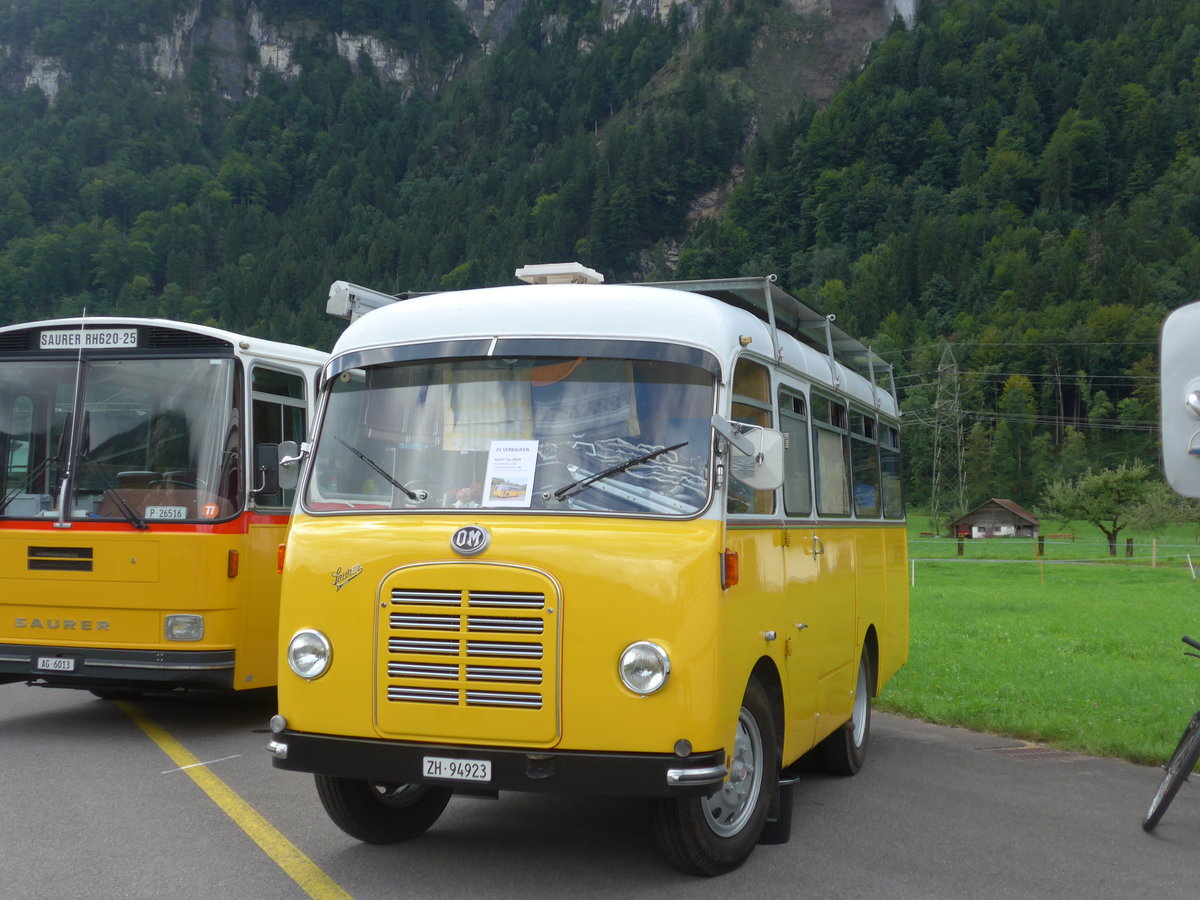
[14,618,110,630]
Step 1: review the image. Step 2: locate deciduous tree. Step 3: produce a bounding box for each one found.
[1040,461,1154,556]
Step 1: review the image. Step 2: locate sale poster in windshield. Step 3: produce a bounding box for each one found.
[482,440,539,507]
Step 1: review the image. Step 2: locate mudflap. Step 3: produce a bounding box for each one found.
[758,771,799,845]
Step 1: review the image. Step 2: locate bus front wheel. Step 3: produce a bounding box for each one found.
[314,775,452,844]
[649,679,779,876]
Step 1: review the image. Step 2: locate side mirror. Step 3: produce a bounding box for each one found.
[253,443,280,496]
[1162,301,1200,497]
[277,440,301,491]
[713,416,785,491]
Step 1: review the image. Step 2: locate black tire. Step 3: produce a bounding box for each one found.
[650,679,779,876]
[314,775,452,844]
[818,650,873,776]
[1143,711,1200,831]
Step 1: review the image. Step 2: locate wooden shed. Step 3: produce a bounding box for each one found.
[949,499,1040,539]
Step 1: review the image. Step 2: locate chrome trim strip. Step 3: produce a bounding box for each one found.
[84,659,235,671]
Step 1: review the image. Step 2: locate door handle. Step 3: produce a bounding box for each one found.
[811,534,825,559]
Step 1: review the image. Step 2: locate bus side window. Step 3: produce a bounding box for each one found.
[850,409,880,517]
[251,366,307,509]
[779,389,812,516]
[727,358,774,516]
[881,424,904,518]
[811,394,850,516]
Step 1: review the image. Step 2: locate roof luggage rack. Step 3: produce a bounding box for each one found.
[640,275,897,406]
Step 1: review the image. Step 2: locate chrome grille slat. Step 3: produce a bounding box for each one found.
[387,686,459,704]
[391,589,462,605]
[467,641,543,659]
[467,666,542,683]
[468,591,545,609]
[388,638,460,655]
[389,662,459,679]
[390,614,462,629]
[466,691,543,709]
[466,616,544,634]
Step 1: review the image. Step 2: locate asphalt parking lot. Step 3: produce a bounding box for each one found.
[3,683,1198,899]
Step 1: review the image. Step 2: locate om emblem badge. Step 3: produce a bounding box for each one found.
[451,525,490,557]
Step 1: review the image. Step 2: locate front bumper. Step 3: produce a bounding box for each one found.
[269,729,727,798]
[0,643,235,690]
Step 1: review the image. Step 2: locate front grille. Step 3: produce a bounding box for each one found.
[383,586,549,710]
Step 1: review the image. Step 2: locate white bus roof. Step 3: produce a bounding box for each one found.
[331,277,898,418]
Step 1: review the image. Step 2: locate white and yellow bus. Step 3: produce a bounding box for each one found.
[269,264,908,875]
[0,317,327,696]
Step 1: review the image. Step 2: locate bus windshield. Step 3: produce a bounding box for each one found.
[0,357,240,523]
[307,356,715,516]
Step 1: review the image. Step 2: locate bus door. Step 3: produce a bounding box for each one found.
[777,386,818,752]
[798,391,857,741]
[238,363,312,688]
[727,361,822,755]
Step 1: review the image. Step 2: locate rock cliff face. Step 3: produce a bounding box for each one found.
[2,0,909,104]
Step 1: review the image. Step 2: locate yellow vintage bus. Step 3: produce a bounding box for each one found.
[0,317,327,696]
[269,264,908,875]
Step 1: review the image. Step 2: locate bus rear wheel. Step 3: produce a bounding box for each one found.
[314,775,452,844]
[649,679,779,876]
[818,650,873,776]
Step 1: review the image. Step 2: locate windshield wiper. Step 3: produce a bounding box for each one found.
[102,486,149,530]
[335,437,427,502]
[553,442,687,502]
[76,455,147,530]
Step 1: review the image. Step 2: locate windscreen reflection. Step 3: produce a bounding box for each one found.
[307,357,715,516]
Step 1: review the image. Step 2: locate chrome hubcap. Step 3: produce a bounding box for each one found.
[702,706,763,837]
[851,658,869,747]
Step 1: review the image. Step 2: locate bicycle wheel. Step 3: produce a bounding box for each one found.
[1143,711,1200,831]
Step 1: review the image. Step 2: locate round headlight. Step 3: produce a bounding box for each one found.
[619,641,670,695]
[287,629,332,680]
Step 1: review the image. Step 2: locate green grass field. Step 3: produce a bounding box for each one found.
[878,519,1200,765]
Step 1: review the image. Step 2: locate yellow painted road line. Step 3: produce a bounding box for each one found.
[118,701,352,900]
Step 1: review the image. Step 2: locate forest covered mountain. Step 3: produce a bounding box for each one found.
[0,0,1194,514]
